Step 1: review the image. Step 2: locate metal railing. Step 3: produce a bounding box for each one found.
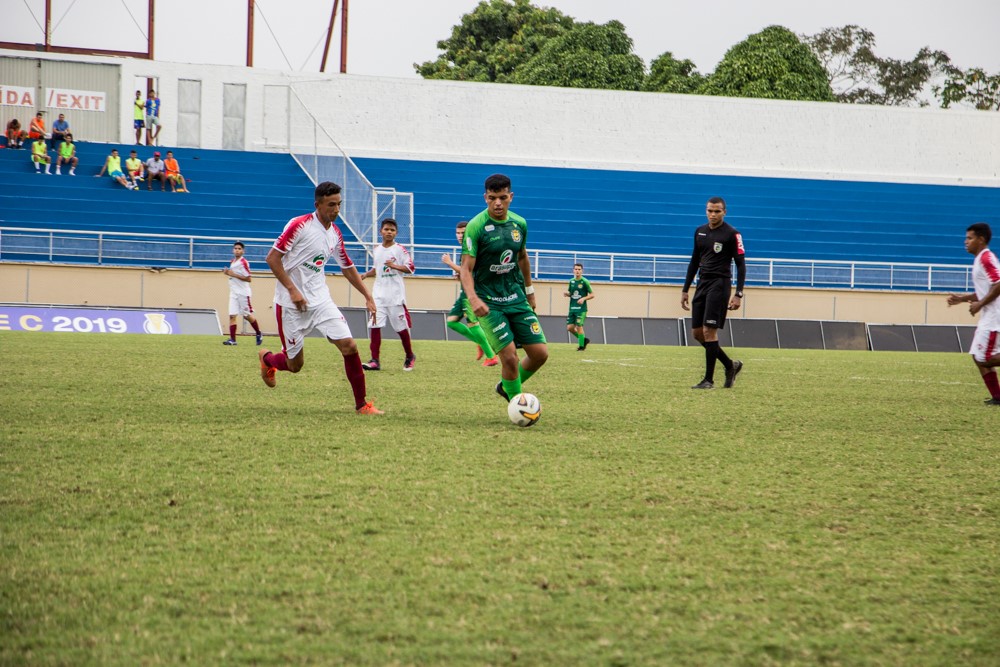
[286,86,415,250]
[0,227,973,292]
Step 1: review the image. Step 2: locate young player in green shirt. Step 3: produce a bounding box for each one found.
[441,220,499,367]
[460,174,548,402]
[564,262,594,350]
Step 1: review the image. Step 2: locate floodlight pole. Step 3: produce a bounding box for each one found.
[340,0,349,73]
[44,0,52,51]
[148,0,155,59]
[320,0,339,73]
[247,0,255,67]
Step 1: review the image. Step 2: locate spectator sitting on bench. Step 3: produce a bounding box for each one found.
[125,149,145,186]
[5,119,27,149]
[145,151,167,191]
[31,136,51,174]
[28,111,47,148]
[51,113,70,144]
[96,148,135,190]
[164,151,188,193]
[55,133,78,175]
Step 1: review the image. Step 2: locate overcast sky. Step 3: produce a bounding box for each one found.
[3,0,998,79]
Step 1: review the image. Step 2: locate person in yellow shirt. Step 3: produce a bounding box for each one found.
[124,149,145,186]
[31,137,51,174]
[55,134,78,176]
[96,149,134,190]
[164,151,188,193]
[133,90,145,144]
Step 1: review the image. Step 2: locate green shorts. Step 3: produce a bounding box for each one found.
[448,294,477,323]
[481,302,547,351]
[566,310,587,327]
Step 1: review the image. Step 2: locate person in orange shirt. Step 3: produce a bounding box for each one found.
[28,111,47,148]
[163,150,188,193]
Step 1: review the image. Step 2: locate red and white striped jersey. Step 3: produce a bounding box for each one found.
[371,242,414,306]
[974,248,1000,329]
[271,212,354,309]
[228,256,252,297]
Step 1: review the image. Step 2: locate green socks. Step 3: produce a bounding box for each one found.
[577,332,586,347]
[501,377,522,399]
[447,321,495,358]
[518,365,536,385]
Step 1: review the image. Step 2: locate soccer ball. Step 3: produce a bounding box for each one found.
[507,393,541,427]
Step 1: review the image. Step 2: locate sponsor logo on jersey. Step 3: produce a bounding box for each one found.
[466,236,473,252]
[485,225,495,231]
[736,233,745,254]
[713,242,723,254]
[511,228,521,243]
[490,293,520,303]
[304,253,326,273]
[492,321,508,332]
[489,249,517,274]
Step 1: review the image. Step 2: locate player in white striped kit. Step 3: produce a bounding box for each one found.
[947,222,1000,406]
[361,218,416,371]
[257,181,384,415]
[222,241,263,346]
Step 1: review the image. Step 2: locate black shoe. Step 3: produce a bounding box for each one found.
[724,360,743,388]
[222,339,237,346]
[361,359,380,371]
[583,337,590,350]
[691,380,714,389]
[495,381,510,401]
[985,398,1000,406]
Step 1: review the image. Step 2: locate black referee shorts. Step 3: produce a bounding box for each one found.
[691,278,731,330]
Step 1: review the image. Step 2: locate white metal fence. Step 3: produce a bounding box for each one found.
[0,227,973,292]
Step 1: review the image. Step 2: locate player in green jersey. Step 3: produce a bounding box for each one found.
[460,174,548,402]
[564,262,594,350]
[441,220,499,367]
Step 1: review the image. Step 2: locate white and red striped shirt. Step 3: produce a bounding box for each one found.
[228,256,252,297]
[973,248,1000,329]
[271,212,354,309]
[371,242,414,306]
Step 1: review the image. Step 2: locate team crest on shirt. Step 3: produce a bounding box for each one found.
[511,228,521,243]
[713,242,723,253]
[530,322,541,334]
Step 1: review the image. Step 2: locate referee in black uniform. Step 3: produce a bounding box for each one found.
[680,196,746,389]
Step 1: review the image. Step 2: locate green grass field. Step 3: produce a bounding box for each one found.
[2,331,998,666]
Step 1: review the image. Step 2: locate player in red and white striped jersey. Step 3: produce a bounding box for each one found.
[257,181,384,415]
[221,241,263,346]
[947,222,1000,405]
[360,218,416,371]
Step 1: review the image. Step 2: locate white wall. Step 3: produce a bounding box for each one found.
[4,49,998,186]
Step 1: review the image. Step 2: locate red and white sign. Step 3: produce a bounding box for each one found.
[46,87,106,112]
[0,85,35,107]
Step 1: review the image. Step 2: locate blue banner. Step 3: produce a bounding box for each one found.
[0,307,181,334]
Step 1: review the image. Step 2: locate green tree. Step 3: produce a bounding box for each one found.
[415,0,573,83]
[642,51,705,94]
[936,67,1000,111]
[513,20,645,91]
[803,25,952,106]
[700,26,834,102]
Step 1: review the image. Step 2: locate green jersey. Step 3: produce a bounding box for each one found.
[567,277,593,312]
[462,208,528,307]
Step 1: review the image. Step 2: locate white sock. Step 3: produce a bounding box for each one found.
[35,163,40,171]
[56,167,61,174]
[69,168,75,175]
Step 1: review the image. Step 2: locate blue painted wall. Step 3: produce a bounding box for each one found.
[354,157,1000,266]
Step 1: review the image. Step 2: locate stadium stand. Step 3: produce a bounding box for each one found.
[353,157,1000,266]
[0,142,319,240]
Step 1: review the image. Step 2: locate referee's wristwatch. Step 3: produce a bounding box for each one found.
[734,291,743,298]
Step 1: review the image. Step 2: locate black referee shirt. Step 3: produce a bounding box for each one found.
[682,222,746,293]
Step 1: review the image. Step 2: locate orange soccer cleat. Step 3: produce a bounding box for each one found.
[475,345,484,361]
[259,349,277,388]
[482,356,499,367]
[356,401,384,415]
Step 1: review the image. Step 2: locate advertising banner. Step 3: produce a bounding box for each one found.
[0,307,181,334]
